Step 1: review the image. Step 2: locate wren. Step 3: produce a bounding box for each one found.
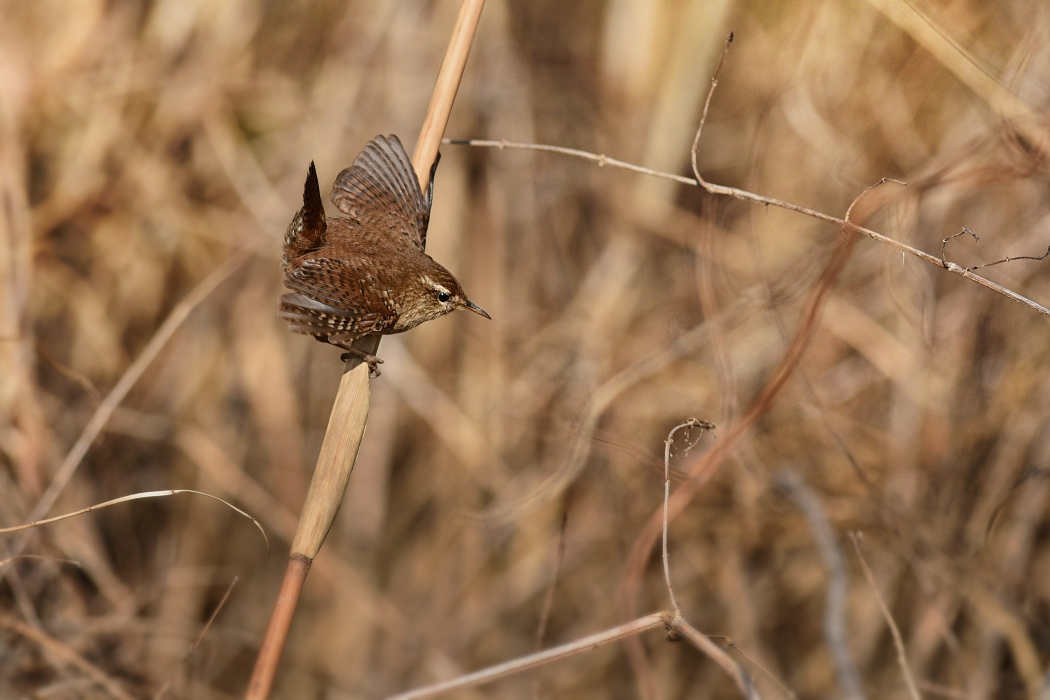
[280,135,489,375]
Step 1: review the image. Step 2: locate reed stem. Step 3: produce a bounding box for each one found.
[244,2,485,697]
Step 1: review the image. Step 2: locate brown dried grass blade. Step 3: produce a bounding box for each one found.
[0,490,269,553]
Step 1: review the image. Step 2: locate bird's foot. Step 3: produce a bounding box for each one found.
[340,348,384,377]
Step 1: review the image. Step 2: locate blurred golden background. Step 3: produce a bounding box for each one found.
[2,0,1050,697]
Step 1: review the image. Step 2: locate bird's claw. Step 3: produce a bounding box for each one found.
[340,350,384,377]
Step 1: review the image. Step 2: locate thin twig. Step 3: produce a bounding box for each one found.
[154,576,240,700]
[621,170,885,690]
[969,244,1050,271]
[535,510,569,651]
[443,138,698,186]
[34,340,102,405]
[450,31,1050,319]
[669,615,762,700]
[690,31,734,186]
[849,533,921,700]
[662,419,715,614]
[711,636,798,700]
[940,228,978,264]
[942,228,1050,271]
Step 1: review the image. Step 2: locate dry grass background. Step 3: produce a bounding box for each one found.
[2,0,1050,698]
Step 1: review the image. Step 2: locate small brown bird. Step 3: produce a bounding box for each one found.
[280,135,489,375]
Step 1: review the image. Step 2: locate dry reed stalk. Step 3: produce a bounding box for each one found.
[245,2,487,697]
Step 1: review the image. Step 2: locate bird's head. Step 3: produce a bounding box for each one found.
[398,258,490,329]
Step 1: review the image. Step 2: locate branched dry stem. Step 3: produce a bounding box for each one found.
[690,31,734,180]
[388,419,759,700]
[442,134,1049,316]
[617,61,892,694]
[671,616,762,700]
[386,613,668,700]
[941,227,979,264]
[386,610,760,700]
[970,244,1050,271]
[445,31,1050,319]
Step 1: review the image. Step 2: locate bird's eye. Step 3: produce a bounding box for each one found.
[437,291,451,302]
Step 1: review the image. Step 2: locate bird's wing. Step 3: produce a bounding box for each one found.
[281,258,398,335]
[330,135,431,252]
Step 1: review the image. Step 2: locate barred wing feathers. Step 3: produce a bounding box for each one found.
[330,134,430,252]
[280,258,397,336]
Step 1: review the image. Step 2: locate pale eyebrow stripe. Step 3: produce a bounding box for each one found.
[420,275,450,295]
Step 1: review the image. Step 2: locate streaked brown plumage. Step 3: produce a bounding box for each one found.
[280,135,489,374]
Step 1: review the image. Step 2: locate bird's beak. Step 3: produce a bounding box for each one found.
[463,300,491,319]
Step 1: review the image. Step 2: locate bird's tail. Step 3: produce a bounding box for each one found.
[282,162,327,268]
[278,293,353,337]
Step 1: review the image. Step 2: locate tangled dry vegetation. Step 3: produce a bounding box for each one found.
[2,0,1050,698]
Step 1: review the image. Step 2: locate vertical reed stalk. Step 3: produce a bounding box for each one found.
[244,2,486,697]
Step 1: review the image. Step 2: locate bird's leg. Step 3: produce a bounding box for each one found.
[328,335,384,377]
[341,347,384,377]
